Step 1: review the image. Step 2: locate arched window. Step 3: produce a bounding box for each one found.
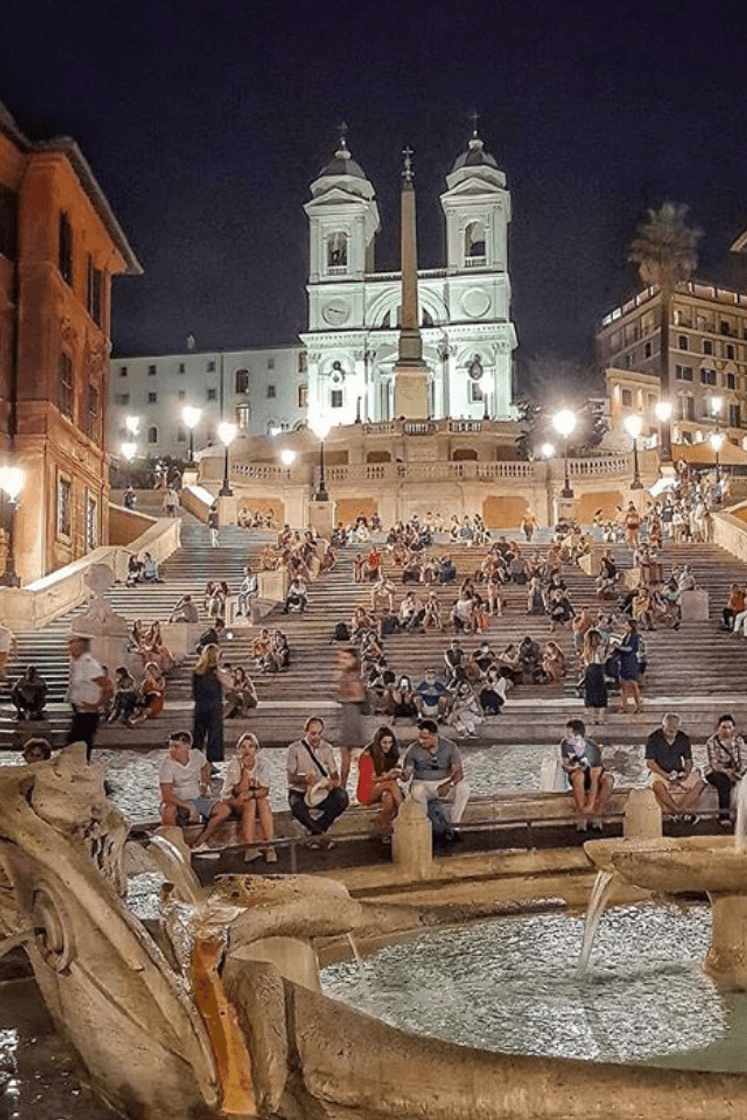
[235,369,249,393]
[422,308,434,327]
[465,221,486,260]
[327,232,347,268]
[147,425,158,444]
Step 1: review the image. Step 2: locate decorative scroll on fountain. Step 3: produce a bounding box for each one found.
[1,747,746,1120]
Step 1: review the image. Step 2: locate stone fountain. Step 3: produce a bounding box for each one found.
[3,747,747,1120]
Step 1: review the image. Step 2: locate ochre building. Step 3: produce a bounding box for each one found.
[0,101,140,583]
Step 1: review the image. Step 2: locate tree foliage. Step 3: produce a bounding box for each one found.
[628,202,702,292]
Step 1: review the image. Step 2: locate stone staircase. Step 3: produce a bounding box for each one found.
[4,512,747,757]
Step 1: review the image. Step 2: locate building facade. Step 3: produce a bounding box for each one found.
[302,130,518,428]
[109,344,306,459]
[0,101,139,583]
[597,281,747,445]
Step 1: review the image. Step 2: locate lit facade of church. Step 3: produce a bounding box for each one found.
[301,130,518,428]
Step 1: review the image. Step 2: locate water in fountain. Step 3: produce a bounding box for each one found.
[346,932,373,1011]
[322,904,747,1069]
[577,869,615,977]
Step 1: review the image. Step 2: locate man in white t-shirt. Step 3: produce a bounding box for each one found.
[159,731,216,828]
[65,635,109,761]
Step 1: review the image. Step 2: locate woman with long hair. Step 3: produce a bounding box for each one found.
[356,725,403,841]
[193,732,276,861]
[192,644,230,763]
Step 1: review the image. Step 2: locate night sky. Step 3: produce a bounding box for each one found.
[2,0,746,376]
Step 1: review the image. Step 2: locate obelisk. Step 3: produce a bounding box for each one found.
[393,147,429,419]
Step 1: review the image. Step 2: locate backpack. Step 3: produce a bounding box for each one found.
[427,797,452,838]
[333,621,351,642]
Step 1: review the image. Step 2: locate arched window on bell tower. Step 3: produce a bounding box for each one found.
[465,221,486,265]
[327,232,348,271]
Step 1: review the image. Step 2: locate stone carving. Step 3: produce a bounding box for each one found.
[59,315,78,345]
[71,563,129,637]
[1,747,745,1120]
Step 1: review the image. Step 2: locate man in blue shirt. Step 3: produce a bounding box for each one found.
[414,670,452,721]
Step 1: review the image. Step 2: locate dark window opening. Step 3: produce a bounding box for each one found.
[59,212,73,285]
[87,255,103,326]
[0,184,18,260]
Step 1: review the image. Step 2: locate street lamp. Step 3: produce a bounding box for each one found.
[218,421,237,497]
[624,413,644,490]
[309,416,331,502]
[539,442,555,460]
[0,466,25,587]
[711,395,723,421]
[125,415,140,437]
[710,429,725,487]
[182,406,201,465]
[654,399,672,458]
[552,409,576,499]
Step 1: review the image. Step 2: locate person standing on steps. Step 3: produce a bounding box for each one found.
[192,643,231,764]
[65,635,108,762]
[336,647,367,789]
[208,502,220,548]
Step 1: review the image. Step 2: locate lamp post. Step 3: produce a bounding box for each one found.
[624,413,644,490]
[280,447,297,480]
[121,440,137,489]
[0,466,25,587]
[125,414,140,438]
[539,442,555,460]
[218,421,237,497]
[710,430,725,487]
[552,409,576,499]
[309,417,331,502]
[182,406,201,465]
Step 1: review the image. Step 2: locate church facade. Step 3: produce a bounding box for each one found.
[301,130,518,428]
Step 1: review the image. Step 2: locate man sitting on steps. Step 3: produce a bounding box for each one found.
[645,713,705,824]
[286,717,349,849]
[402,718,470,844]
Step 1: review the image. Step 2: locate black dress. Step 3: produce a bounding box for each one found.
[192,667,224,762]
[583,661,608,710]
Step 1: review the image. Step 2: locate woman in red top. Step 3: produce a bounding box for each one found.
[356,726,403,842]
[724,583,746,632]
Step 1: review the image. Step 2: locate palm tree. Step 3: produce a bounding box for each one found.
[628,203,702,462]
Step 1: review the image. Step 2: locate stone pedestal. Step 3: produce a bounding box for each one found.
[553,495,578,525]
[681,588,709,621]
[706,894,747,990]
[392,797,432,879]
[307,500,336,538]
[393,362,429,420]
[258,568,289,605]
[624,788,662,841]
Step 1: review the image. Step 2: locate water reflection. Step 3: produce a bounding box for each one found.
[321,904,738,1069]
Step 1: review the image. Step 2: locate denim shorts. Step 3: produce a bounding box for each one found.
[177,796,218,822]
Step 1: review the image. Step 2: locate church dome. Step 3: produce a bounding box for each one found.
[317,138,367,181]
[450,134,499,174]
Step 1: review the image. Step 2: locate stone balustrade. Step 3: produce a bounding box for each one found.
[0,516,181,628]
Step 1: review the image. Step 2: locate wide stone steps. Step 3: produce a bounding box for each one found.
[4,520,747,752]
